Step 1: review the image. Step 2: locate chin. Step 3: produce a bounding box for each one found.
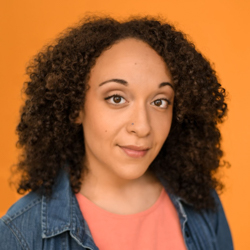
[115,166,149,181]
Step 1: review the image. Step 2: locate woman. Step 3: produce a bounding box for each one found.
[0,16,233,249]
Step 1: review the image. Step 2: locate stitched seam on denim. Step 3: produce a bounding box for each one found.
[62,233,66,250]
[1,214,11,224]
[42,195,71,238]
[3,198,41,223]
[73,192,92,238]
[75,194,92,238]
[69,231,95,250]
[46,226,71,236]
[0,218,30,250]
[41,195,47,237]
[177,201,188,249]
[71,190,75,232]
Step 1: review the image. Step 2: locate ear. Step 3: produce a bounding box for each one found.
[75,110,84,124]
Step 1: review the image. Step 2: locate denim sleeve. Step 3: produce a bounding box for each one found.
[213,191,234,250]
[0,219,23,250]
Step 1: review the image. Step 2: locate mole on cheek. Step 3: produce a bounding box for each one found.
[105,130,107,132]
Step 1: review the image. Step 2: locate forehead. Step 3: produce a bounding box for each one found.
[88,38,172,86]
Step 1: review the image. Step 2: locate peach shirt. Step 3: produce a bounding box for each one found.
[76,188,187,250]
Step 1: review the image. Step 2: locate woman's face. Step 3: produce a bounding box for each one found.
[78,38,174,182]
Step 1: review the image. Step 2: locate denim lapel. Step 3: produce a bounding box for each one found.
[41,170,97,249]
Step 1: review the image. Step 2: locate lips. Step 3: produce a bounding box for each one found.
[119,145,150,158]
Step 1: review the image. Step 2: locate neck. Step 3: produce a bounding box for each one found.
[79,166,163,214]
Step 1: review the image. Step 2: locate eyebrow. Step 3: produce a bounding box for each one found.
[99,79,128,87]
[159,82,174,89]
[99,78,174,89]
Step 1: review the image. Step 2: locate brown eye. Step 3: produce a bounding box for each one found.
[105,95,126,105]
[113,96,122,103]
[151,99,170,109]
[154,100,162,106]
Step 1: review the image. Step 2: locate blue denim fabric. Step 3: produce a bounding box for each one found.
[0,171,233,250]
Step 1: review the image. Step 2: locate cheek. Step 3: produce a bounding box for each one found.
[83,105,121,141]
[152,112,172,142]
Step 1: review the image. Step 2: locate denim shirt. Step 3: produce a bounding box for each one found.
[0,171,233,250]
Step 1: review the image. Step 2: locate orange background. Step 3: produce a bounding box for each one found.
[0,0,249,249]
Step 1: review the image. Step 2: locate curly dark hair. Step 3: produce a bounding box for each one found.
[15,16,227,210]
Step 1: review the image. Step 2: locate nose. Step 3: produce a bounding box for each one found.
[127,103,151,137]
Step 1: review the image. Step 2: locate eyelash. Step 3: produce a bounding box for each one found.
[105,94,171,109]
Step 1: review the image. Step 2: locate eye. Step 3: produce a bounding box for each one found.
[105,95,127,105]
[151,99,170,109]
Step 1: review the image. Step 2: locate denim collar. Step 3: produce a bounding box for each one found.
[41,171,97,249]
[157,175,189,238]
[41,171,189,249]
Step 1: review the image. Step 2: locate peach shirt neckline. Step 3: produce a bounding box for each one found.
[76,187,165,219]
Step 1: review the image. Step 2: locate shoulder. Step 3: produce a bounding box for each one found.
[182,190,234,249]
[2,191,41,220]
[0,192,43,250]
[200,190,231,233]
[210,190,234,248]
